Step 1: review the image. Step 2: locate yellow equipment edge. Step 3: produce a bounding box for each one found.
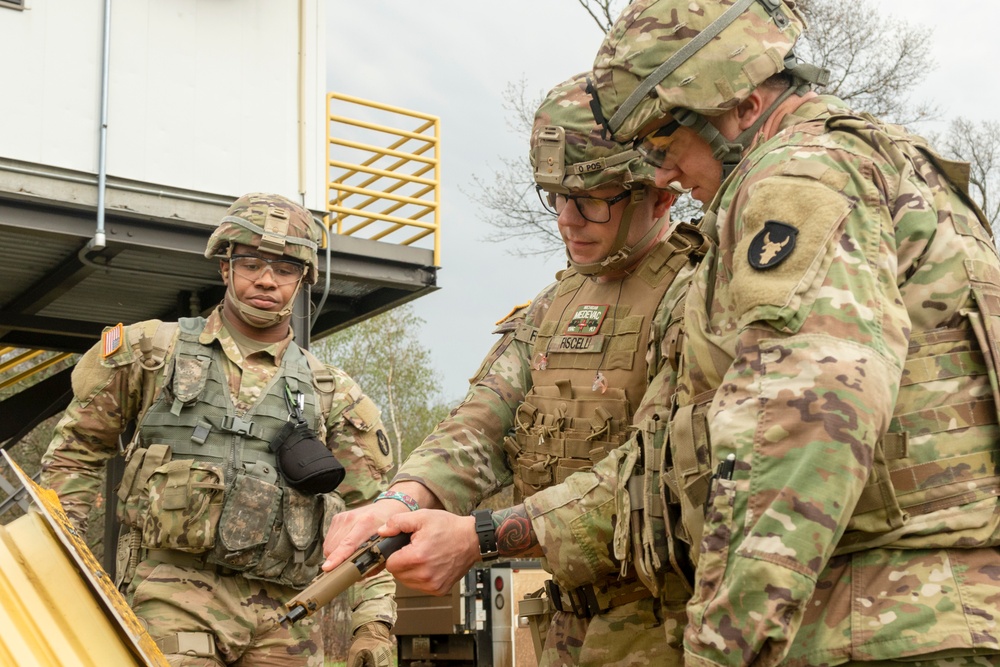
[1,450,169,667]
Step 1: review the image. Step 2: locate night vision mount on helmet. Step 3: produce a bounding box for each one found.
[531,73,676,278]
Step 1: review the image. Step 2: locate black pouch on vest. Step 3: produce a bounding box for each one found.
[269,421,345,495]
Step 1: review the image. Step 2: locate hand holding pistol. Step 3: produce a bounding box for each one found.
[279,532,411,625]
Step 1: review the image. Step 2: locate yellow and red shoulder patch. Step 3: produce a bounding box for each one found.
[101,323,124,359]
[495,301,532,326]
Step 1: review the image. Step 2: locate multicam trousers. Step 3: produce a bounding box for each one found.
[128,560,322,667]
[538,595,683,667]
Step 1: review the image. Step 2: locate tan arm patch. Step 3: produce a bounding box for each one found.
[71,344,117,402]
[344,395,380,432]
[732,176,852,320]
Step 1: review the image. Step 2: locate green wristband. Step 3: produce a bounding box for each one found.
[375,491,419,511]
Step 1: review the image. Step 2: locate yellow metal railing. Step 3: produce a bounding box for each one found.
[0,348,74,393]
[327,93,441,266]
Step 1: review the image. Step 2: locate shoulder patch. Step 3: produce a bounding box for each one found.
[495,301,532,326]
[748,221,798,270]
[344,394,380,432]
[101,323,124,359]
[731,175,852,322]
[376,430,391,457]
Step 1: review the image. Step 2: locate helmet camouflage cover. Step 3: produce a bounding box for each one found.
[592,0,807,143]
[530,73,657,193]
[205,193,321,284]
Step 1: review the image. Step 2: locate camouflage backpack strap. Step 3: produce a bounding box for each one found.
[301,348,336,423]
[121,321,182,460]
[137,321,180,411]
[827,111,991,235]
[667,388,716,565]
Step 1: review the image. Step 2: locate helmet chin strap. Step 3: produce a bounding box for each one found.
[569,189,668,277]
[225,274,303,330]
[672,79,812,178]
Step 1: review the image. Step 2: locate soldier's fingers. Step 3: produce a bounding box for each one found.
[323,524,373,570]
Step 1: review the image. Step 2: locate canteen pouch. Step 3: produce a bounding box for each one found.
[269,420,345,495]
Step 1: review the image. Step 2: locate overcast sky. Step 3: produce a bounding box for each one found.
[328,0,1000,402]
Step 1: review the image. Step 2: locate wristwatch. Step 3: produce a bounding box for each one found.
[471,509,500,562]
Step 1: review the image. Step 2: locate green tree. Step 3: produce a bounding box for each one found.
[311,304,455,470]
[311,305,454,662]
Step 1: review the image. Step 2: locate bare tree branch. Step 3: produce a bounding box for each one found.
[796,0,938,124]
[469,0,955,255]
[941,117,1000,231]
[574,0,627,32]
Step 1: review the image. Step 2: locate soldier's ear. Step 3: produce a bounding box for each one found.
[735,89,766,131]
[220,259,230,286]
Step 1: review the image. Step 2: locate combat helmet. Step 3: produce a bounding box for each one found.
[206,193,321,328]
[205,193,321,285]
[531,73,674,277]
[591,0,828,175]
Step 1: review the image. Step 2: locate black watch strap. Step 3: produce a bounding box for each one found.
[472,509,500,562]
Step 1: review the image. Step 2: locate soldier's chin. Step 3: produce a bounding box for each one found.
[238,303,288,329]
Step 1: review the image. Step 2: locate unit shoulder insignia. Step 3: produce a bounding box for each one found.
[748,221,798,270]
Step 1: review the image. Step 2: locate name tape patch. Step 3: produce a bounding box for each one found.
[551,334,605,353]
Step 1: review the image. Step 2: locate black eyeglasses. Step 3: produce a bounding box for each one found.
[229,255,305,285]
[535,185,630,224]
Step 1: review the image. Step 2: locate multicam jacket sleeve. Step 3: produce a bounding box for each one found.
[392,288,557,513]
[681,97,1000,666]
[41,320,166,533]
[323,365,393,510]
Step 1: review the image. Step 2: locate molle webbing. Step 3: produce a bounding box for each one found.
[137,317,320,467]
[126,317,330,587]
[510,231,702,501]
[671,320,1000,559]
[845,325,1000,542]
[664,389,715,562]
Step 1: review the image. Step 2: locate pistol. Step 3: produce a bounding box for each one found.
[279,532,411,625]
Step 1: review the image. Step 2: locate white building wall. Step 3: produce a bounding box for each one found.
[0,0,327,210]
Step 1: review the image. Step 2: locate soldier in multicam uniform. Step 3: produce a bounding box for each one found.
[584,0,1000,665]
[322,74,709,666]
[41,193,396,667]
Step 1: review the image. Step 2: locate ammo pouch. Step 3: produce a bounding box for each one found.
[510,382,631,502]
[269,420,345,495]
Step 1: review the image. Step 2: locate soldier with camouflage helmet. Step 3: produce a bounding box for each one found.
[321,74,709,666]
[586,1,1000,665]
[41,193,397,667]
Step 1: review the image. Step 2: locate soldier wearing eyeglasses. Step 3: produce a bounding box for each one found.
[322,74,709,667]
[41,193,397,667]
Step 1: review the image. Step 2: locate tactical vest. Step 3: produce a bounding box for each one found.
[666,113,1000,563]
[506,226,703,503]
[116,317,336,588]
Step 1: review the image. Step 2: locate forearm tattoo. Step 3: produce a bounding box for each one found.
[493,504,539,557]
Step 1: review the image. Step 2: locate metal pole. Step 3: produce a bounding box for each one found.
[92,0,113,251]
